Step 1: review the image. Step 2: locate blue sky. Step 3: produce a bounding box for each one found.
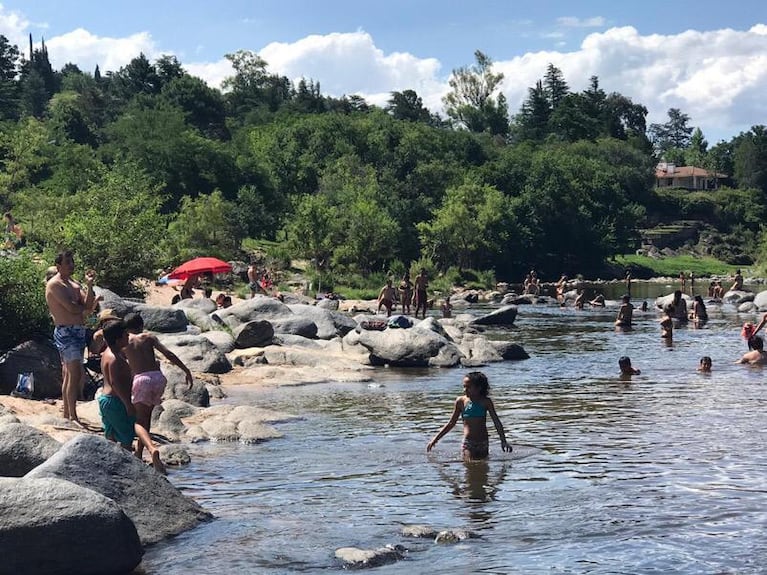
[3,1,767,141]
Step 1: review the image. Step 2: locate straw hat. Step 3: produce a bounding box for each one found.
[97,308,121,326]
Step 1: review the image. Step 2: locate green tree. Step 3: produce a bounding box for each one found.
[442,50,509,135]
[733,125,767,193]
[685,127,708,166]
[418,179,512,271]
[386,89,433,124]
[515,80,551,141]
[543,63,569,110]
[285,193,338,269]
[0,35,20,120]
[649,107,693,157]
[0,254,51,351]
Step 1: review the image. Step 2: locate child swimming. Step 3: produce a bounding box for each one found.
[698,356,712,372]
[427,372,512,461]
[618,356,640,376]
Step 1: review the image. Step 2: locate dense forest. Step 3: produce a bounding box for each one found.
[2,36,767,296]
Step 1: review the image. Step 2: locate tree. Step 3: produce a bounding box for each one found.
[285,193,338,270]
[160,75,228,139]
[442,50,508,135]
[386,89,433,124]
[543,64,569,110]
[649,107,693,157]
[0,35,20,120]
[0,254,51,351]
[515,80,550,141]
[418,179,512,270]
[733,125,767,193]
[685,127,708,167]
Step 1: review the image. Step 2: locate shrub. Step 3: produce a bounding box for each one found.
[0,254,52,351]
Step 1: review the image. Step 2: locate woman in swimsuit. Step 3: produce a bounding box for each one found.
[427,371,512,461]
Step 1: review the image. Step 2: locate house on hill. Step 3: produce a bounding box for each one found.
[655,163,728,190]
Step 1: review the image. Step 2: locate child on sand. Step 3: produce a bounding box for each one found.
[618,356,640,376]
[427,372,512,461]
[123,313,193,459]
[100,320,165,473]
[698,356,712,372]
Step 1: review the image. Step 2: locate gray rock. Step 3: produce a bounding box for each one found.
[94,287,137,316]
[471,305,518,326]
[335,544,407,568]
[287,304,357,339]
[27,435,212,545]
[132,304,189,333]
[401,524,438,538]
[174,297,217,314]
[158,444,191,466]
[267,316,318,338]
[0,414,19,426]
[415,317,453,340]
[501,294,533,305]
[722,290,754,305]
[151,399,200,441]
[754,290,767,311]
[157,334,232,374]
[459,334,503,364]
[435,529,477,543]
[233,320,274,348]
[163,365,210,407]
[429,343,464,367]
[0,423,61,477]
[201,330,236,353]
[0,477,143,575]
[738,302,758,313]
[357,327,459,367]
[182,307,219,331]
[212,295,292,328]
[316,297,340,310]
[655,292,693,310]
[0,339,62,398]
[491,341,530,360]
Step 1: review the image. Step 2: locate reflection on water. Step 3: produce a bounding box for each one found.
[143,295,767,574]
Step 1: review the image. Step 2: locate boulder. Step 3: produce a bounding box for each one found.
[501,294,533,305]
[200,330,236,354]
[94,287,137,316]
[429,343,464,368]
[151,400,199,442]
[435,529,477,543]
[27,435,212,545]
[0,339,62,398]
[738,302,758,313]
[0,423,61,477]
[459,334,503,364]
[132,303,188,333]
[156,334,232,374]
[163,365,210,407]
[401,525,438,538]
[287,304,357,339]
[655,292,693,310]
[233,320,274,348]
[212,295,292,328]
[722,290,755,305]
[415,317,453,341]
[491,341,530,360]
[316,297,340,310]
[181,307,219,332]
[471,305,518,326]
[174,297,217,314]
[0,477,143,575]
[754,290,767,311]
[357,327,461,367]
[335,544,407,568]
[158,444,191,466]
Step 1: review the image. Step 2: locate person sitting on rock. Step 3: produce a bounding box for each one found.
[730,269,744,292]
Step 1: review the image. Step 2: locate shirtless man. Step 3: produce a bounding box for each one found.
[100,320,165,473]
[736,335,767,365]
[45,250,95,423]
[123,313,193,458]
[377,279,397,317]
[413,269,429,319]
[247,262,260,298]
[615,294,634,328]
[730,269,744,292]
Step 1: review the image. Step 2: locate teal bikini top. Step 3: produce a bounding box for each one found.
[462,399,487,419]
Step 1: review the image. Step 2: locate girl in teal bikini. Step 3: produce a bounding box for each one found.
[427,372,512,461]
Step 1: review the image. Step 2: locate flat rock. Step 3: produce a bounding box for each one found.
[335,544,407,568]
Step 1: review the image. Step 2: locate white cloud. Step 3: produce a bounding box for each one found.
[0,3,31,49]
[44,28,159,72]
[557,16,606,28]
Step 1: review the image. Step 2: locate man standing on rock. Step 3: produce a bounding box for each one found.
[45,250,95,424]
[414,269,429,319]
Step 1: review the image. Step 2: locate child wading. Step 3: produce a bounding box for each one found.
[427,372,512,461]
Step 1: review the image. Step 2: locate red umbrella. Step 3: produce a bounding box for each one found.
[168,257,232,280]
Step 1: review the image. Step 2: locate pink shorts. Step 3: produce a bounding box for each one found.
[131,371,168,406]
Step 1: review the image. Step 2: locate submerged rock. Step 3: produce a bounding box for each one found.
[434,528,477,543]
[401,524,438,538]
[335,544,407,568]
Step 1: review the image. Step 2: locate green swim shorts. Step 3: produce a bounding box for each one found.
[98,394,135,448]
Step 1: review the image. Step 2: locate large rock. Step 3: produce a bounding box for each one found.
[27,434,212,545]
[163,365,210,407]
[754,290,767,311]
[0,423,61,477]
[471,305,518,326]
[213,296,319,338]
[174,297,217,314]
[316,297,340,310]
[0,339,62,398]
[722,290,754,305]
[94,287,136,316]
[491,341,530,360]
[200,330,236,354]
[357,327,462,367]
[287,304,357,339]
[335,544,407,568]
[655,292,693,310]
[0,477,143,575]
[501,294,533,305]
[157,334,232,374]
[459,334,503,364]
[132,303,188,333]
[233,320,274,348]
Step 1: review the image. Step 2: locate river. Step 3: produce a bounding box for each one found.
[142,284,767,574]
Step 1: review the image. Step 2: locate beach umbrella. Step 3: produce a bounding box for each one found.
[167,257,232,280]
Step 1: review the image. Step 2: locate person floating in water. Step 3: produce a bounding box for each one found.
[427,371,512,461]
[618,356,640,377]
[698,356,712,372]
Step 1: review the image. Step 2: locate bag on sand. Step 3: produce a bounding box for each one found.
[11,372,34,398]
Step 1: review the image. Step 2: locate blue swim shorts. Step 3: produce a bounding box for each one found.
[98,394,136,448]
[53,325,87,363]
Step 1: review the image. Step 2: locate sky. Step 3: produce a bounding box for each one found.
[2,0,767,142]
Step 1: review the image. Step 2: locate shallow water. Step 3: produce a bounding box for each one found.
[143,291,767,574]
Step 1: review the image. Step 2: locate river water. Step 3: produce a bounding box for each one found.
[142,284,767,574]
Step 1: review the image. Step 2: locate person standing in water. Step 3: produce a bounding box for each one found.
[427,372,512,460]
[615,294,634,328]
